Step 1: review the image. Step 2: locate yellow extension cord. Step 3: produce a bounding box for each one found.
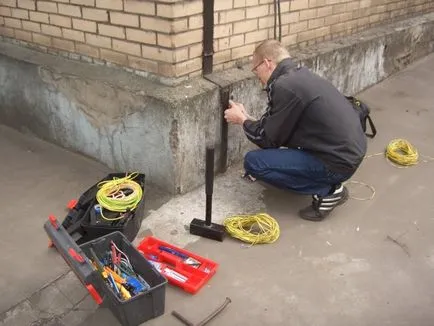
[385,138,420,166]
[223,213,280,245]
[96,173,143,221]
[223,139,434,245]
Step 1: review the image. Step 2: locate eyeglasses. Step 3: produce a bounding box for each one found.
[251,60,266,73]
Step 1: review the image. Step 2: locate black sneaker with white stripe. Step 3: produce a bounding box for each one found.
[299,184,349,221]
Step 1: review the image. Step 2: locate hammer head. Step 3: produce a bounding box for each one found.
[189,218,225,242]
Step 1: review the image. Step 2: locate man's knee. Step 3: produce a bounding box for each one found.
[244,150,262,174]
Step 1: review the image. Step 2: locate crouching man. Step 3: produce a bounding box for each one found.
[224,40,367,221]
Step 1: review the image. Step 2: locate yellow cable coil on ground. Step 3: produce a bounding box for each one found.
[96,173,143,221]
[385,138,419,166]
[223,213,280,245]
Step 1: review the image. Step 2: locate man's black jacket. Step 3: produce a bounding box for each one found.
[243,58,367,175]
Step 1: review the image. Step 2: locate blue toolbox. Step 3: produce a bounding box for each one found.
[44,216,167,326]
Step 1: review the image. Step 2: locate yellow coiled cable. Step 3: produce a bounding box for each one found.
[223,213,280,245]
[385,138,419,166]
[96,173,143,221]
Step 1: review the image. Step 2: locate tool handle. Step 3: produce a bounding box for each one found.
[197,297,231,326]
[205,147,214,226]
[172,311,194,326]
[159,246,188,260]
[205,147,214,195]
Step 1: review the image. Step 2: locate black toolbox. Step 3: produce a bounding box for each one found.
[62,173,146,245]
[44,217,167,326]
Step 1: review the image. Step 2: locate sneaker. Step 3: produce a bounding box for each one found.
[241,172,256,182]
[298,185,349,222]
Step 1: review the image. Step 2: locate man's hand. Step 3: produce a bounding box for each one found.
[224,100,248,125]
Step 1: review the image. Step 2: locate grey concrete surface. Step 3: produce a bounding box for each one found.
[1,52,433,326]
[1,13,433,196]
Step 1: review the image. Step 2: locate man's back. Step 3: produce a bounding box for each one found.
[270,59,367,174]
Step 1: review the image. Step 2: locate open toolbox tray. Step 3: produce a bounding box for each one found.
[137,236,219,294]
[44,216,167,326]
[61,173,146,245]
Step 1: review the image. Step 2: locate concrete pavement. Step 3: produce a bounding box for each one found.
[1,53,434,326]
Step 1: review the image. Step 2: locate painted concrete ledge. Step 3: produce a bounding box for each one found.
[0,13,433,194]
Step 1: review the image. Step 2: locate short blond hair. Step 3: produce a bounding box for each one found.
[254,40,290,64]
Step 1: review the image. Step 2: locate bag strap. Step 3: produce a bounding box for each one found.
[365,115,377,138]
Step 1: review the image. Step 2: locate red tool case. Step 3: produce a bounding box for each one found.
[137,236,219,294]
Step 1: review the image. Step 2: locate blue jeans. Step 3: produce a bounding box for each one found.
[244,148,352,197]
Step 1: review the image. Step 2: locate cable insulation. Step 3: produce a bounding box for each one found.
[223,213,280,245]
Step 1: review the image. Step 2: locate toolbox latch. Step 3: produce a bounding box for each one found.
[49,215,60,230]
[86,284,103,305]
[68,248,85,264]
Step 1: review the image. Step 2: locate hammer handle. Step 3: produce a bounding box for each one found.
[205,147,214,226]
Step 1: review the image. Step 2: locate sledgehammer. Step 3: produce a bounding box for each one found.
[189,146,226,242]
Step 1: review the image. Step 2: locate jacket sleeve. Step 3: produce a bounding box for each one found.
[242,83,303,148]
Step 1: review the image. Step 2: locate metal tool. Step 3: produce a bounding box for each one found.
[172,297,231,326]
[189,147,226,242]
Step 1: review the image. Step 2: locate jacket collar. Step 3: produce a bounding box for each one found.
[266,57,297,91]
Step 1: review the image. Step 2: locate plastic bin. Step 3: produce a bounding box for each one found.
[44,216,167,326]
[61,173,146,244]
[81,232,167,326]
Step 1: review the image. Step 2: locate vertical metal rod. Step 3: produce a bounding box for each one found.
[205,147,214,226]
[220,88,230,173]
[202,0,214,75]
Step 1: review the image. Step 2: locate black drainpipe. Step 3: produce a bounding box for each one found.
[202,0,214,75]
[202,0,230,174]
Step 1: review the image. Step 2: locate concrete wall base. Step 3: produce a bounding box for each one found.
[1,13,433,194]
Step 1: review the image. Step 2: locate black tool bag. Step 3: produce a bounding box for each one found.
[346,96,377,138]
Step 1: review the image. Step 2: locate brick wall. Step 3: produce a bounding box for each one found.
[211,0,434,71]
[0,0,204,80]
[0,0,432,82]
